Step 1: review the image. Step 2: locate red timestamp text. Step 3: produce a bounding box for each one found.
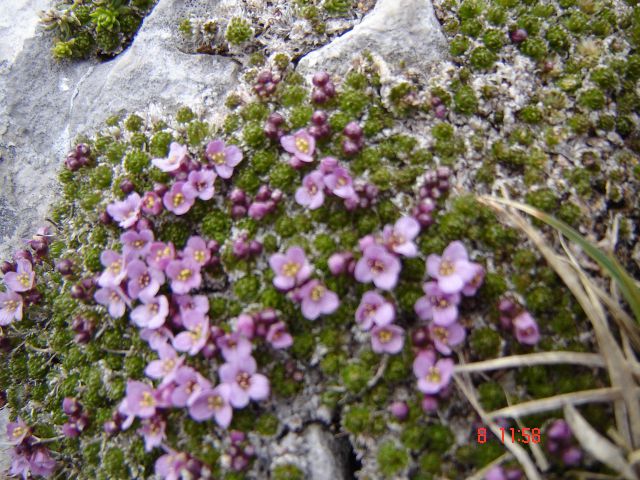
[477,427,541,444]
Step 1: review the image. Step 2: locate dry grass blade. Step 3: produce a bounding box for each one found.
[478,196,640,323]
[479,195,640,448]
[564,404,637,480]
[454,375,543,480]
[464,453,509,480]
[453,352,605,373]
[487,387,629,420]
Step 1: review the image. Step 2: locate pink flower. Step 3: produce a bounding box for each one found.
[141,191,163,215]
[127,260,165,301]
[219,356,270,408]
[280,129,315,163]
[155,451,189,479]
[152,142,188,172]
[163,181,195,216]
[319,156,338,174]
[94,286,130,318]
[121,229,154,258]
[414,281,461,326]
[182,236,210,267]
[97,250,127,288]
[27,448,57,478]
[4,259,35,292]
[266,321,293,349]
[206,140,243,179]
[235,313,255,339]
[462,263,485,296]
[216,333,253,362]
[183,169,216,200]
[147,242,176,271]
[0,291,23,325]
[7,418,30,444]
[413,351,454,394]
[354,245,401,290]
[429,322,466,355]
[426,241,478,294]
[299,280,339,320]
[9,448,30,478]
[324,166,356,199]
[269,247,312,291]
[145,342,184,385]
[140,328,174,351]
[170,366,211,407]
[513,311,540,345]
[382,217,421,257]
[138,416,166,452]
[188,384,233,428]
[172,313,209,355]
[120,380,159,419]
[106,192,142,229]
[131,295,169,329]
[355,291,395,330]
[166,258,201,294]
[295,171,325,209]
[371,324,405,354]
[174,294,209,317]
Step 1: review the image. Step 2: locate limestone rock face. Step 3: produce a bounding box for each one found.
[0,0,239,259]
[297,0,448,78]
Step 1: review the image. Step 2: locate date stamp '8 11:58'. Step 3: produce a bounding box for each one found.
[477,427,541,444]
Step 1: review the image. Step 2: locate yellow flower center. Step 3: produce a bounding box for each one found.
[149,303,159,314]
[308,184,317,195]
[109,260,122,275]
[133,240,145,248]
[432,326,448,342]
[426,366,441,384]
[310,285,325,301]
[178,268,192,282]
[139,273,150,288]
[173,193,184,207]
[194,251,206,263]
[163,359,175,372]
[208,395,224,409]
[18,273,31,288]
[190,325,202,340]
[378,329,393,343]
[282,261,300,277]
[439,260,454,276]
[389,233,405,248]
[110,292,121,302]
[140,391,155,408]
[295,137,309,154]
[145,197,155,208]
[4,300,18,311]
[369,259,385,273]
[237,372,251,389]
[12,426,25,439]
[363,304,376,318]
[211,152,225,165]
[156,246,172,261]
[337,177,347,186]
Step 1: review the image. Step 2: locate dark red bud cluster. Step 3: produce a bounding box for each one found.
[253,70,281,97]
[342,121,364,155]
[64,143,92,171]
[311,71,336,104]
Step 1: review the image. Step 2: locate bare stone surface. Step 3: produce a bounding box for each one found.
[297,0,448,78]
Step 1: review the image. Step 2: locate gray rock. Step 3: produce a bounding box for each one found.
[297,0,448,78]
[0,0,239,259]
[304,423,352,480]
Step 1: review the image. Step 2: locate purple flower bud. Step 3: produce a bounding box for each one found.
[230,430,246,444]
[248,202,270,220]
[255,185,272,202]
[70,284,86,300]
[65,156,80,171]
[436,166,451,179]
[76,143,91,157]
[323,82,336,98]
[270,189,283,203]
[342,139,361,156]
[421,395,439,413]
[153,183,169,197]
[438,179,450,191]
[14,249,33,264]
[233,240,250,259]
[328,252,353,275]
[268,112,284,126]
[24,289,42,306]
[389,401,409,421]
[312,89,328,104]
[308,125,325,138]
[1,261,15,274]
[561,446,582,466]
[231,205,247,219]
[229,188,247,205]
[547,419,571,442]
[498,298,517,317]
[510,28,528,43]
[312,110,328,125]
[201,341,217,359]
[343,121,363,140]
[62,422,81,438]
[264,122,280,140]
[258,308,277,324]
[412,327,430,348]
[62,397,81,416]
[120,179,135,194]
[99,211,112,225]
[434,104,447,119]
[257,71,272,84]
[74,332,91,344]
[430,96,442,107]
[249,240,263,255]
[312,71,330,87]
